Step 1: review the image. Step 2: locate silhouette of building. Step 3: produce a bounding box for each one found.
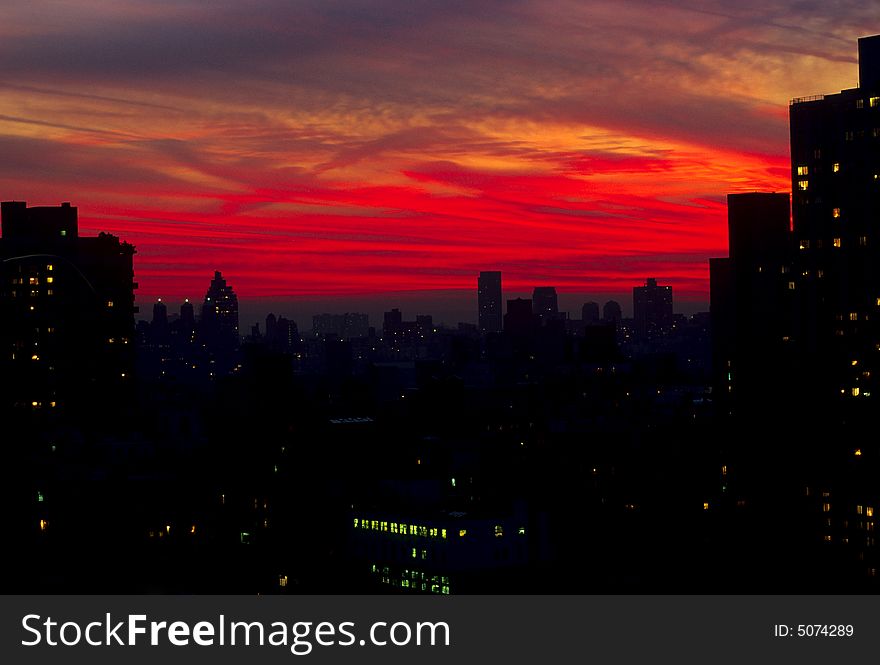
[478,271,503,333]
[532,287,559,324]
[633,278,673,340]
[151,299,169,344]
[709,193,794,416]
[603,300,622,324]
[200,271,239,353]
[582,302,600,325]
[504,298,537,336]
[312,312,369,339]
[0,201,137,414]
[789,34,880,408]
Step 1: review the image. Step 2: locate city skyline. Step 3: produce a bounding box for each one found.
[1,2,873,308]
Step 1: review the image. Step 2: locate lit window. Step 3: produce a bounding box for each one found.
[106,300,114,308]
[850,312,858,321]
[518,527,526,536]
[47,264,53,271]
[858,505,864,515]
[852,387,860,397]
[788,281,796,290]
[833,238,842,248]
[28,277,38,285]
[871,97,880,108]
[797,165,809,175]
[420,549,427,560]
[869,507,875,517]
[494,525,504,537]
[39,519,48,531]
[833,163,840,173]
[703,502,710,511]
[860,236,868,246]
[798,180,809,190]
[857,99,865,109]
[799,239,810,250]
[833,207,841,218]
[846,131,854,141]
[855,449,863,457]
[823,503,831,512]
[873,128,880,138]
[459,529,466,537]
[279,575,288,588]
[60,230,67,237]
[411,548,417,559]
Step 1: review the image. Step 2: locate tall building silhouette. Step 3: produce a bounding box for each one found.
[532,286,559,324]
[200,270,239,352]
[603,300,622,324]
[0,201,136,414]
[633,278,673,341]
[504,298,536,336]
[710,193,793,416]
[581,301,600,325]
[478,271,502,333]
[790,34,880,407]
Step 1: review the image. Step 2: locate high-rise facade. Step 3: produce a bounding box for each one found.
[532,286,559,324]
[201,270,239,352]
[0,201,137,414]
[632,278,673,341]
[709,193,794,416]
[789,34,880,407]
[478,271,502,333]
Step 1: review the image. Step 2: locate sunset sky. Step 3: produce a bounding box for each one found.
[0,1,876,321]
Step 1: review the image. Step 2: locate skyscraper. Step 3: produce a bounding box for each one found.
[478,271,502,333]
[0,201,137,414]
[581,302,600,325]
[603,300,622,324]
[789,34,880,406]
[532,286,559,324]
[709,193,794,416]
[200,270,239,353]
[633,278,673,341]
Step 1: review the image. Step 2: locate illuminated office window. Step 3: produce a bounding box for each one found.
[797,165,809,175]
[833,238,842,248]
[860,236,868,246]
[871,96,880,107]
[833,163,840,173]
[494,525,504,538]
[798,180,809,190]
[833,207,841,218]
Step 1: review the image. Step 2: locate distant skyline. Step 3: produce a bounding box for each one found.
[1,2,876,307]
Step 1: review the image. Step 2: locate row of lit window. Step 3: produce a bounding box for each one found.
[855,97,880,109]
[370,565,450,595]
[355,519,449,538]
[799,237,867,249]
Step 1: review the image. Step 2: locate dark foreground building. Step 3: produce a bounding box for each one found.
[0,201,137,416]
